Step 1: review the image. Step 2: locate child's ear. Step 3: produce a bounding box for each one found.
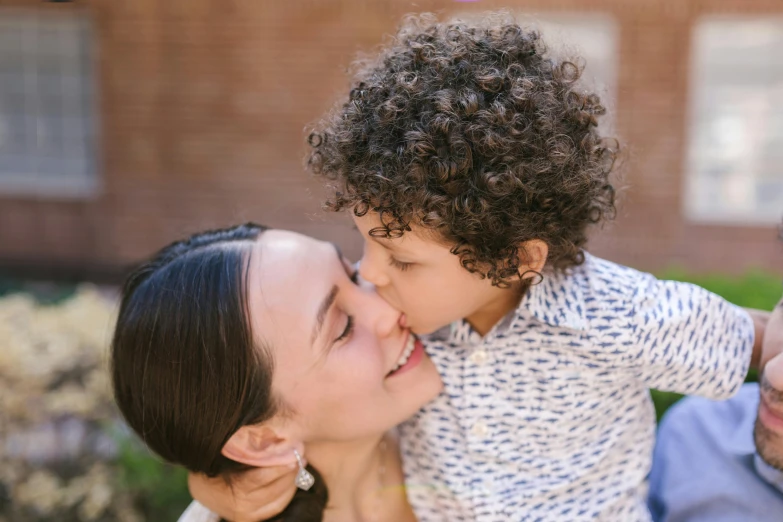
[518,240,549,277]
[221,425,304,468]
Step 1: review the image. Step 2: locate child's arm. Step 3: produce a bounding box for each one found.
[623,276,756,399]
[746,307,771,370]
[188,465,297,522]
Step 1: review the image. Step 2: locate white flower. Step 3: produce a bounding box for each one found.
[1,287,146,521]
[14,470,63,515]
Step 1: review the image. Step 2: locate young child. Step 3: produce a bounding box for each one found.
[190,13,771,521]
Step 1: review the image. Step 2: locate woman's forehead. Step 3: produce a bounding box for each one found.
[253,230,338,272]
[258,229,328,255]
[247,231,340,363]
[249,231,337,308]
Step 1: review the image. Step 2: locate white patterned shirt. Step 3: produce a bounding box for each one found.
[399,253,754,522]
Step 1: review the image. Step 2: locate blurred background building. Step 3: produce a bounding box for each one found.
[1,0,782,281]
[2,1,782,519]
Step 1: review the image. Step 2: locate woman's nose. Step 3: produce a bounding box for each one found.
[356,278,400,339]
[372,297,401,339]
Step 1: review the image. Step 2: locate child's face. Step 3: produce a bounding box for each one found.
[352,212,524,335]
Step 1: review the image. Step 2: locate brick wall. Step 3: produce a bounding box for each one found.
[1,0,782,280]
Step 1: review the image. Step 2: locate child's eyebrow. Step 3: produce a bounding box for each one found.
[369,234,400,251]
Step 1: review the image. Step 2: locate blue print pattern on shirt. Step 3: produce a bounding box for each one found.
[399,253,754,522]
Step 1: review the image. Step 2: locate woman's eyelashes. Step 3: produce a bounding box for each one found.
[334,315,354,343]
[329,265,357,346]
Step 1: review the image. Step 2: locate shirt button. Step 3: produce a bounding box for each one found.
[471,422,489,438]
[469,350,488,365]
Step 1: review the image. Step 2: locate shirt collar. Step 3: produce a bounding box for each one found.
[723,390,783,494]
[726,391,759,456]
[447,262,588,344]
[520,266,588,332]
[755,455,783,493]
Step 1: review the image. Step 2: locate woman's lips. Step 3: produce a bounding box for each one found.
[387,338,425,378]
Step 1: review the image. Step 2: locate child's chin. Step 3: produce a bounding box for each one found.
[410,323,439,336]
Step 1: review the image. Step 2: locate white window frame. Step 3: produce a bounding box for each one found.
[0,8,100,199]
[525,12,619,118]
[450,11,620,131]
[683,16,783,225]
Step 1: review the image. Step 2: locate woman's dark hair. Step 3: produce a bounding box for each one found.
[111,223,328,522]
[307,12,618,286]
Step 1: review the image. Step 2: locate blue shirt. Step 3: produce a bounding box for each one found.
[649,384,783,522]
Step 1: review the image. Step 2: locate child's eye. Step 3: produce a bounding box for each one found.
[350,270,359,284]
[334,315,354,343]
[388,256,413,272]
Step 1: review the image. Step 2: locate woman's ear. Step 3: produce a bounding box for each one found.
[518,239,549,278]
[221,425,304,468]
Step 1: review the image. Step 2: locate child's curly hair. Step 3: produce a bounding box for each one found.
[308,13,618,286]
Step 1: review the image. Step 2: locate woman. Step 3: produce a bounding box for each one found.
[111,223,443,522]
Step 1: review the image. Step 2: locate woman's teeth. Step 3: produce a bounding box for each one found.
[390,336,416,373]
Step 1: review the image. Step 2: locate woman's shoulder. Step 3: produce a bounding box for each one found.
[177,501,221,522]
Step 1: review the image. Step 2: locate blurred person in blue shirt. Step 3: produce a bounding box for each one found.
[649,300,783,521]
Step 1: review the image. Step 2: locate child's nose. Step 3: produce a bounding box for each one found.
[358,256,390,288]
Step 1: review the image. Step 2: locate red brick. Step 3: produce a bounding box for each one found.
[1,0,782,279]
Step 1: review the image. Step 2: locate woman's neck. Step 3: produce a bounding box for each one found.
[306,432,413,522]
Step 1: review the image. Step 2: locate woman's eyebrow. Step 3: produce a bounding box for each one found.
[310,244,351,345]
[311,284,339,345]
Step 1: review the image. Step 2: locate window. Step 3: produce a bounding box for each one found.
[527,13,618,110]
[685,17,783,224]
[451,11,619,129]
[0,9,98,198]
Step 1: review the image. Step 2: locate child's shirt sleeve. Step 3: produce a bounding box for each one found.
[622,274,754,399]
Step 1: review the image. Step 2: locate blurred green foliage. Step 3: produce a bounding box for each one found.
[115,435,192,520]
[0,277,77,304]
[658,269,781,311]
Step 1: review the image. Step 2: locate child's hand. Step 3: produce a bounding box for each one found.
[188,464,298,522]
[761,335,782,374]
[747,308,772,370]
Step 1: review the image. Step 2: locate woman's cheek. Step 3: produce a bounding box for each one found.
[350,339,386,382]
